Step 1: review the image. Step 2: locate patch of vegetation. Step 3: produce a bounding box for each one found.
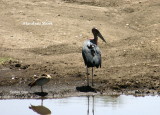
[0,57,11,64]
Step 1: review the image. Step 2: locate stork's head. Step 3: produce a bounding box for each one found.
[92,28,106,43]
[42,74,52,79]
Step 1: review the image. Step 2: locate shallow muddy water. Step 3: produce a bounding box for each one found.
[0,95,160,115]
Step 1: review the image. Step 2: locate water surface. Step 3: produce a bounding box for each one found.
[0,95,160,115]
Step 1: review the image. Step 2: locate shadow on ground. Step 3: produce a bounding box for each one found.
[34,92,48,97]
[76,86,97,93]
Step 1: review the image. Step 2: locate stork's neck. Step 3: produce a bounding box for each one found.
[93,34,98,45]
[89,35,98,45]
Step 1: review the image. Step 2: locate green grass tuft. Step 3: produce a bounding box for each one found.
[0,57,11,64]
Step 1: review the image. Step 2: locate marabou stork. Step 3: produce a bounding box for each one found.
[82,28,106,86]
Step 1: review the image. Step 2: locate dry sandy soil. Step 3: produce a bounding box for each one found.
[0,0,160,98]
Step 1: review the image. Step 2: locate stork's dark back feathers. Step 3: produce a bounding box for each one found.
[82,40,101,68]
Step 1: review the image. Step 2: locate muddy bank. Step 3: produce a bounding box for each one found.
[0,60,159,99]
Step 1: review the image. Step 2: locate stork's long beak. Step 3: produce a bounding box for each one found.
[98,32,106,43]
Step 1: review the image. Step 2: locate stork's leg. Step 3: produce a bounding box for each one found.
[92,67,94,86]
[86,67,89,86]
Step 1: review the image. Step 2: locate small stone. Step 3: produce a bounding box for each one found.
[20,65,30,69]
[135,90,141,94]
[146,90,150,94]
[15,64,21,67]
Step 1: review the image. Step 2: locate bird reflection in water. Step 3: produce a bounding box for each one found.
[87,96,95,115]
[29,98,51,115]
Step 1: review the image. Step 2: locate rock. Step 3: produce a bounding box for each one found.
[15,64,21,67]
[20,65,30,69]
[135,90,141,94]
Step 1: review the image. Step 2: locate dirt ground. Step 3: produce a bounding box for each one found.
[0,0,160,98]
